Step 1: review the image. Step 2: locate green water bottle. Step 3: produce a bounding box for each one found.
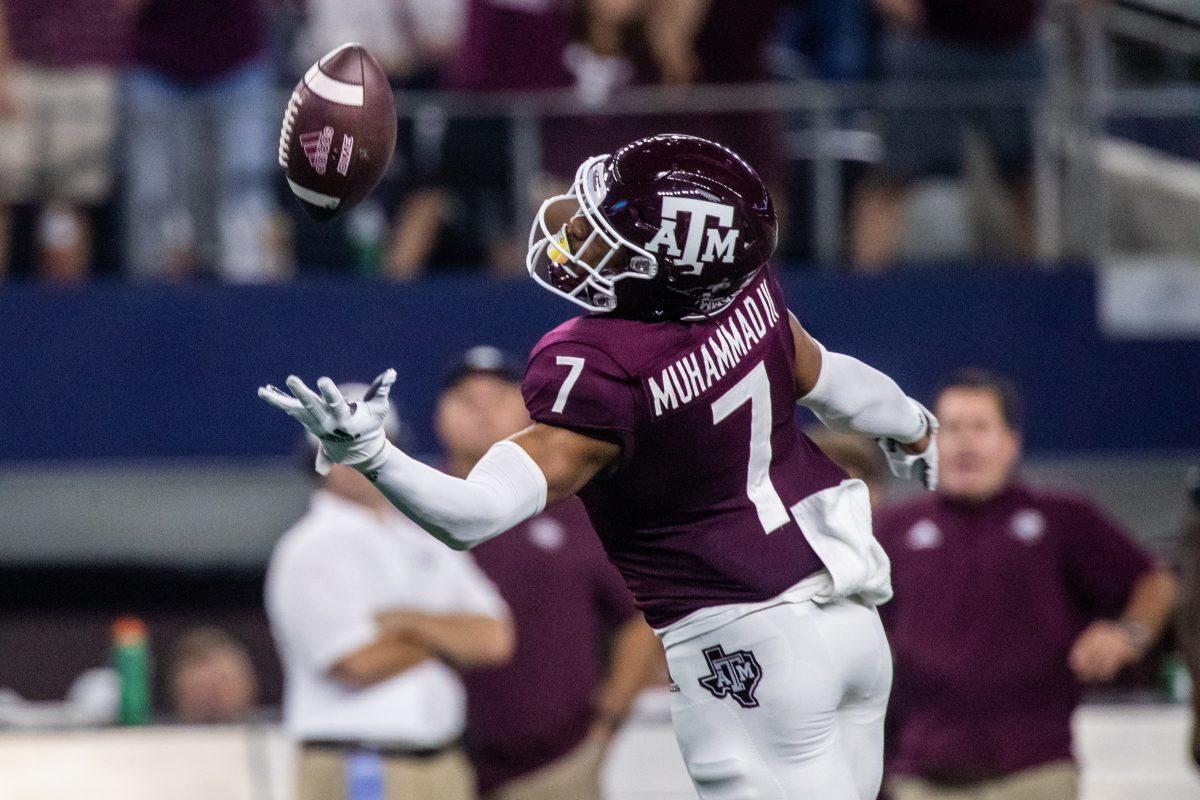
[112,616,151,725]
[1162,652,1193,703]
[347,201,387,276]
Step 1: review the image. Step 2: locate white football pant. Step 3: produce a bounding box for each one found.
[664,596,892,800]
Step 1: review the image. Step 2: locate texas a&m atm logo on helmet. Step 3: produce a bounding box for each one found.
[526,134,777,319]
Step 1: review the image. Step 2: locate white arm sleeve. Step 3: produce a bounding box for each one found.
[799,342,928,443]
[363,440,548,551]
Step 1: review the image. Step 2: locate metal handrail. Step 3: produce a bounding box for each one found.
[391,80,1046,121]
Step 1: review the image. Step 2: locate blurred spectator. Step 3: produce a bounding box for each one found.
[779,0,877,83]
[1177,467,1200,767]
[289,0,465,277]
[292,0,462,79]
[849,0,1046,270]
[169,626,259,724]
[387,0,575,279]
[633,0,792,247]
[120,0,283,282]
[875,369,1176,800]
[0,4,14,283]
[266,384,513,800]
[806,427,890,508]
[648,0,790,86]
[0,0,127,283]
[647,0,791,232]
[436,346,664,800]
[540,0,660,184]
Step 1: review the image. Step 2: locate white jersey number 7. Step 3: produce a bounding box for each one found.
[551,356,586,413]
[711,361,791,533]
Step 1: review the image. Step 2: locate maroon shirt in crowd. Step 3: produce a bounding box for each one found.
[522,268,843,628]
[875,483,1155,781]
[921,0,1041,46]
[4,0,128,67]
[463,500,637,795]
[131,0,266,84]
[446,0,573,92]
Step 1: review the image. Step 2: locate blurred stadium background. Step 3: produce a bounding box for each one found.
[1,0,1199,798]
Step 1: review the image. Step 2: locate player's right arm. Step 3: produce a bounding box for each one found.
[789,312,939,488]
[259,371,618,551]
[366,423,615,551]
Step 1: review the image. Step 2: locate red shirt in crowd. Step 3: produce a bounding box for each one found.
[874,482,1154,781]
[462,499,638,796]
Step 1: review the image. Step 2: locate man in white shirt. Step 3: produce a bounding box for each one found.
[266,387,513,800]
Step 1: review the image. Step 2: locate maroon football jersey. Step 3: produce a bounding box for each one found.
[523,267,846,628]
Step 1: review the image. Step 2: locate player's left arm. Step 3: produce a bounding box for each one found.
[259,371,617,551]
[789,312,938,488]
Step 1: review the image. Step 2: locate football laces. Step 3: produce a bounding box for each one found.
[278,89,303,169]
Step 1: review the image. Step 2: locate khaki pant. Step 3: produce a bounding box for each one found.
[890,761,1079,800]
[298,746,475,800]
[484,731,607,800]
[0,66,116,203]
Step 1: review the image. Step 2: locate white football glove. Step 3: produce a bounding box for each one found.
[877,402,939,490]
[258,368,396,476]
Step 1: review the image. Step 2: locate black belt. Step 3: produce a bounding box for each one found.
[302,739,459,760]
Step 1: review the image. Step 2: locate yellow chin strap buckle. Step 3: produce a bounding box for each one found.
[548,226,572,265]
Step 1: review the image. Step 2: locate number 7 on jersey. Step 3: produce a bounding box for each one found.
[711,362,791,534]
[551,356,586,413]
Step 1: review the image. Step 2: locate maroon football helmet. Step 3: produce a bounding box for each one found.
[526,134,777,319]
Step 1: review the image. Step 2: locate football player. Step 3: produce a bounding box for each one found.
[260,134,936,800]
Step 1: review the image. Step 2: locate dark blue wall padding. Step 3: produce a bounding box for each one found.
[1,267,1196,461]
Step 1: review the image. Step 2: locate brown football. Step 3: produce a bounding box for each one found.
[278,43,397,221]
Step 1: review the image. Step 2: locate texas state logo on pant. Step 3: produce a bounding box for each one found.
[697,644,763,708]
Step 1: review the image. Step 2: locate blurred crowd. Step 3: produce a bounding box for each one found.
[0,0,1146,285]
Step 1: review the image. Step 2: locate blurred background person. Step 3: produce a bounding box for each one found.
[0,3,15,282]
[0,0,126,283]
[266,385,513,800]
[806,427,891,509]
[646,0,791,223]
[539,0,660,188]
[437,346,664,800]
[385,0,575,278]
[168,626,260,724]
[287,0,466,278]
[120,0,282,282]
[875,368,1177,800]
[849,0,1047,271]
[1177,467,1200,768]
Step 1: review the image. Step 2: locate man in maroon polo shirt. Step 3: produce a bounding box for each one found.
[437,346,664,800]
[875,368,1177,800]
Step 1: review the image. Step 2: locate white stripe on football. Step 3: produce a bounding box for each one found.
[286,178,341,210]
[303,62,364,107]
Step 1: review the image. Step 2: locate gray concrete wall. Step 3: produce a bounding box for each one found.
[0,455,1195,567]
